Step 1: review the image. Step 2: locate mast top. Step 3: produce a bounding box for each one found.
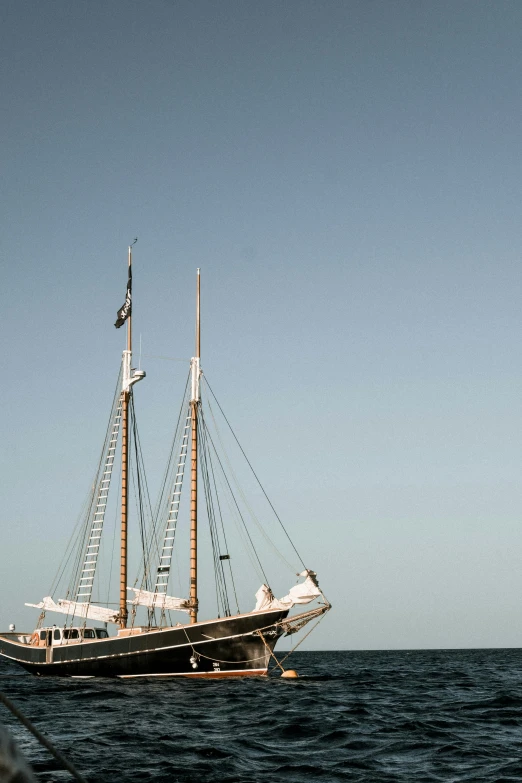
[195,268,200,360]
[191,269,201,403]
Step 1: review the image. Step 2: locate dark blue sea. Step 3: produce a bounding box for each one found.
[2,649,522,782]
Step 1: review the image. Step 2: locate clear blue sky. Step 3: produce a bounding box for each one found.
[2,0,522,649]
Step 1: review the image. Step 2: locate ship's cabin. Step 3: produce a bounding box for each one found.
[33,626,109,646]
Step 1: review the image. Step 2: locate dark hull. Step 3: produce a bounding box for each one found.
[0,610,289,678]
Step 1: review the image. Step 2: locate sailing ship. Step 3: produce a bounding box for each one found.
[0,247,330,677]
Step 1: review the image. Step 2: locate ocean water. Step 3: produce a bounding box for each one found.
[1,648,522,782]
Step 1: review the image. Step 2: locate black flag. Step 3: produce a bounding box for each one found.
[115,266,132,328]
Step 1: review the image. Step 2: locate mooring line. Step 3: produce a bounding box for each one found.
[256,630,285,674]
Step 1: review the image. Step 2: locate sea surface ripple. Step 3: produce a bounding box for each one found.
[1,649,522,782]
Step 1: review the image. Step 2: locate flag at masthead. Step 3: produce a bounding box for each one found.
[115,263,132,328]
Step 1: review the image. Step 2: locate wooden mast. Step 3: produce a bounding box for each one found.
[119,245,132,629]
[189,269,200,624]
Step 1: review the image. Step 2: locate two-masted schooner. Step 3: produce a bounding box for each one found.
[0,247,330,677]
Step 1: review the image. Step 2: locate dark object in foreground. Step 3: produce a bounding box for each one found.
[0,724,36,783]
[0,692,87,782]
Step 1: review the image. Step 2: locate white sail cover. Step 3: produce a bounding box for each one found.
[253,571,322,612]
[25,597,119,624]
[127,587,190,613]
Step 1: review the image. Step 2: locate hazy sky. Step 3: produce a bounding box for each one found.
[2,0,522,649]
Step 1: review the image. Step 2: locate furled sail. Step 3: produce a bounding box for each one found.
[25,597,119,624]
[127,587,190,613]
[253,571,322,612]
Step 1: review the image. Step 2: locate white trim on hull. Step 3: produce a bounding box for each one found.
[117,668,268,678]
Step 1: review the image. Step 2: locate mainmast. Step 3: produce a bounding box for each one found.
[189,269,200,624]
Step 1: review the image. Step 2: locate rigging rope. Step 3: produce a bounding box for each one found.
[204,424,240,614]
[203,377,307,571]
[204,388,298,572]
[147,372,191,581]
[106,459,121,610]
[129,395,154,591]
[268,612,328,673]
[198,409,230,617]
[197,411,270,586]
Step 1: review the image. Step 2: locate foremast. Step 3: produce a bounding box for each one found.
[189,269,201,624]
[119,242,145,629]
